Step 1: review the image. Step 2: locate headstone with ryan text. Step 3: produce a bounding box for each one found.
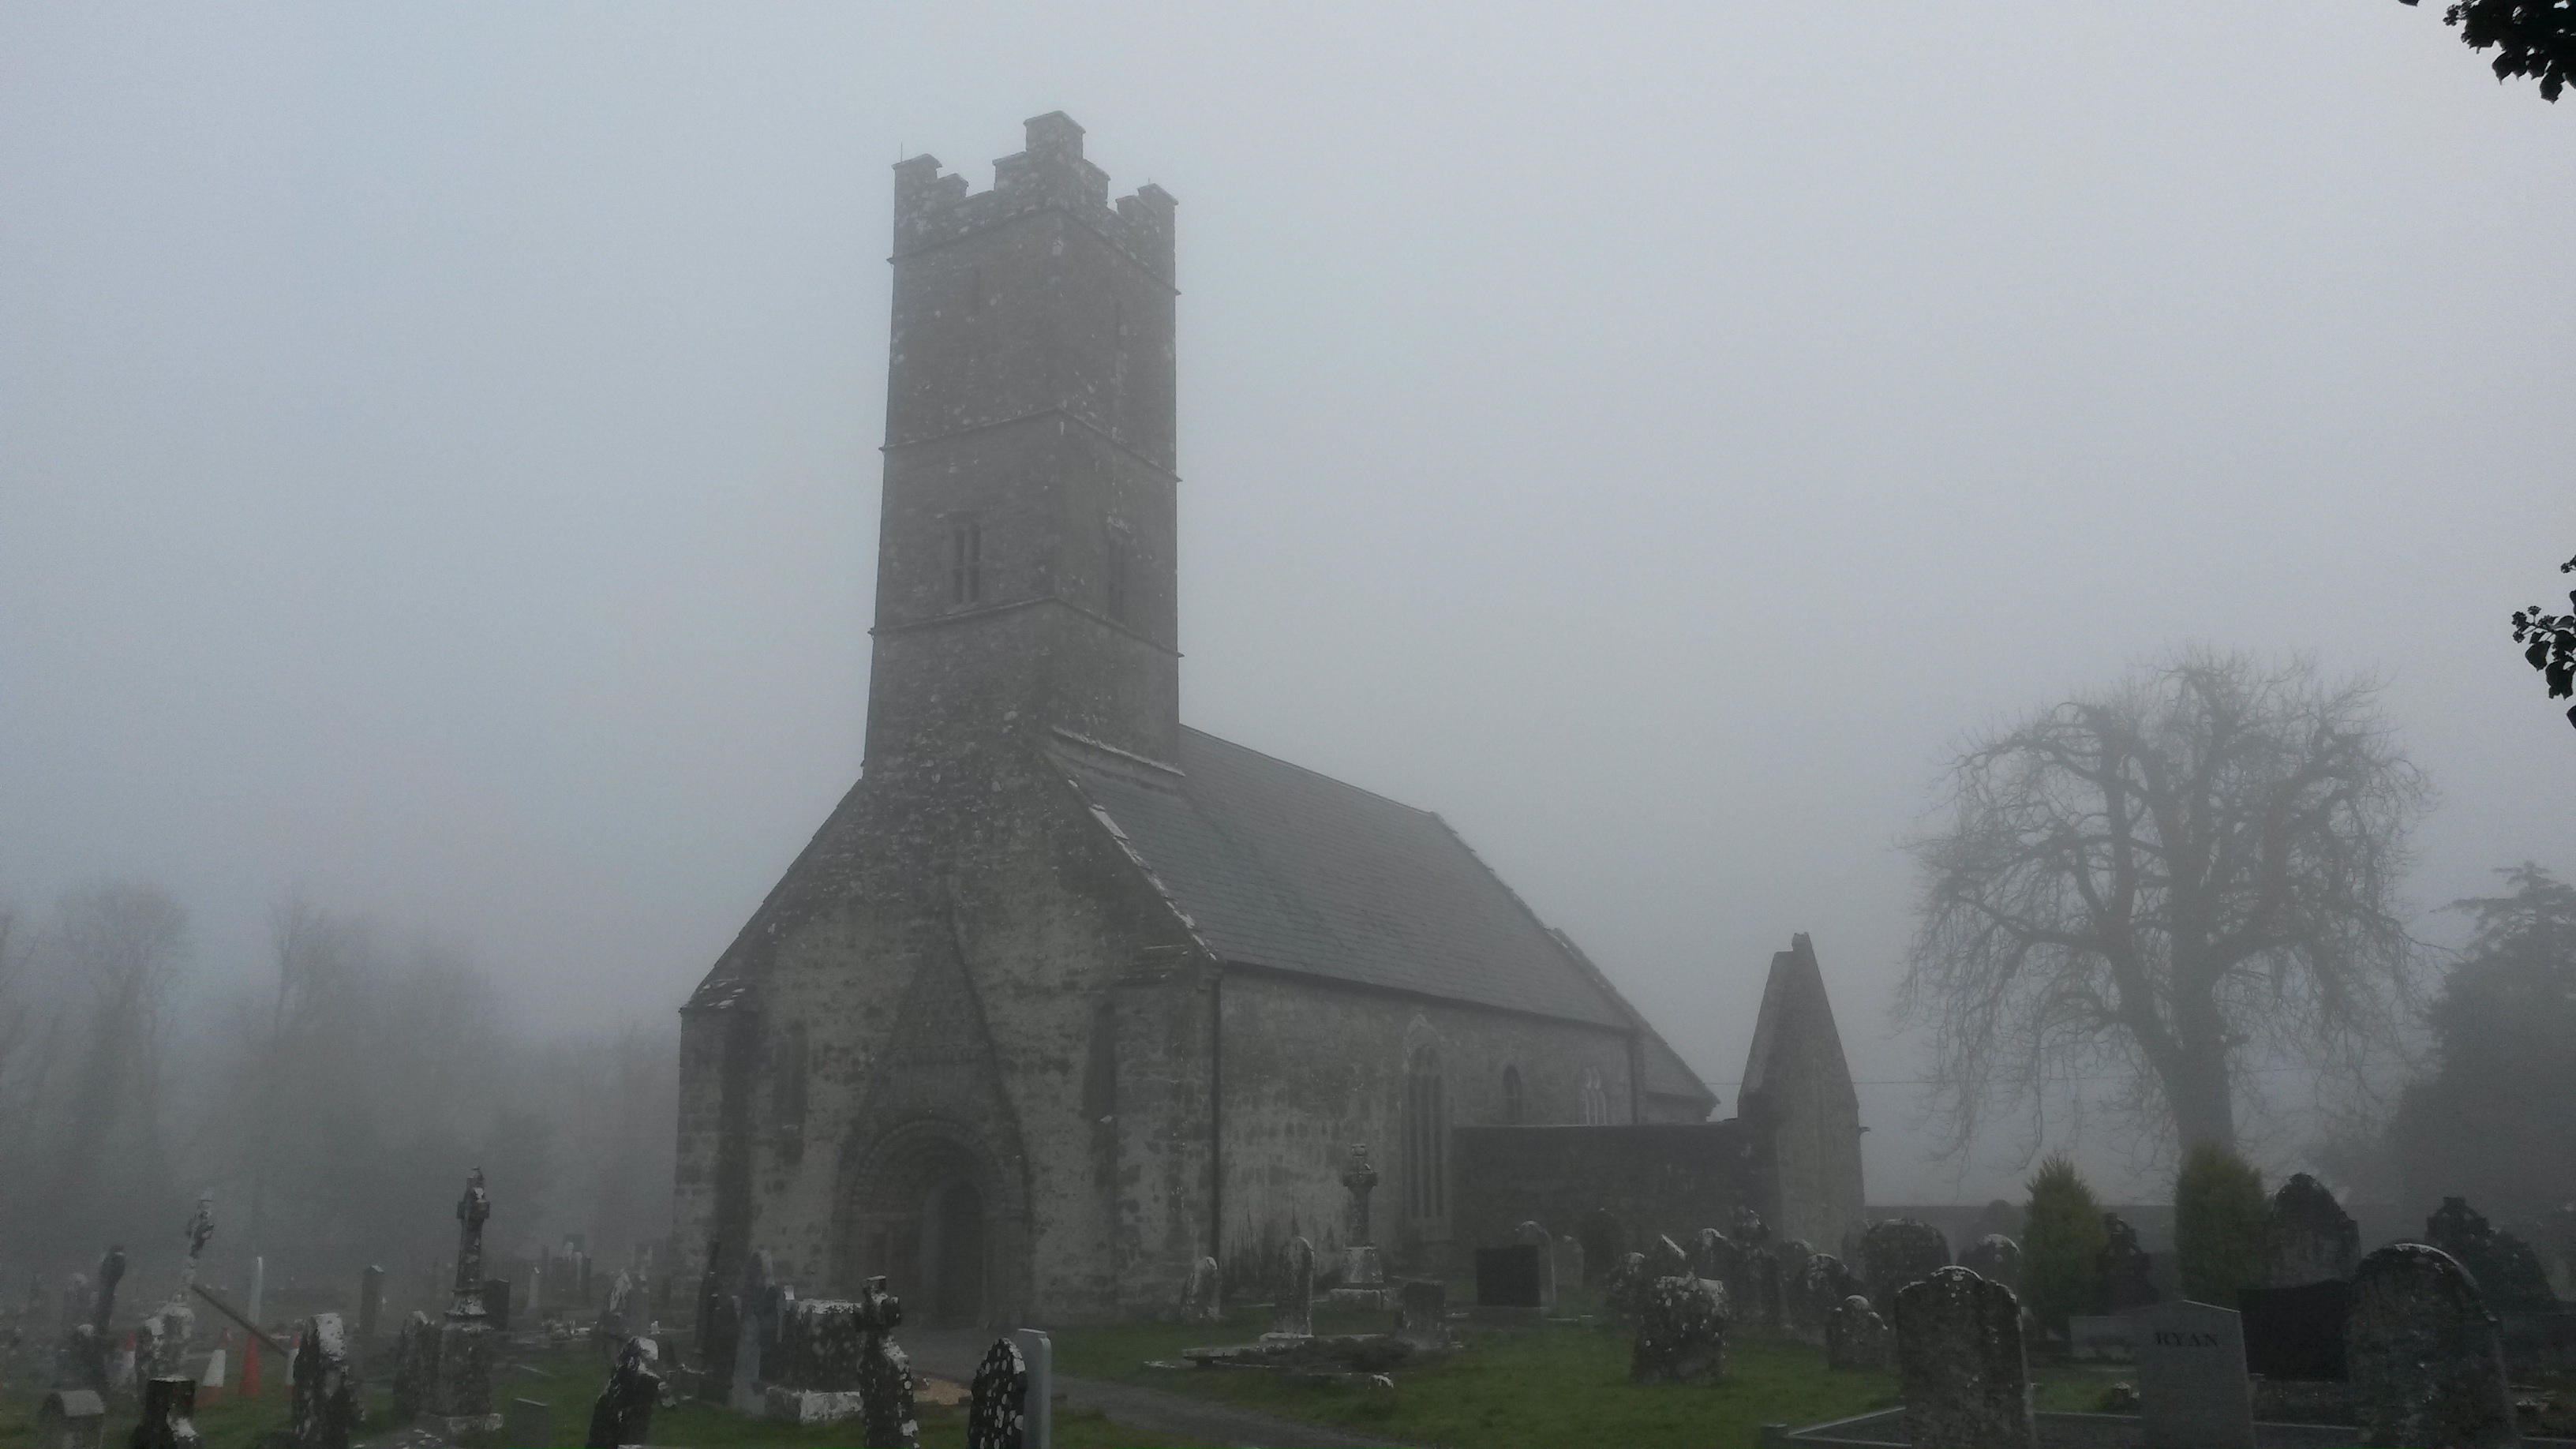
[2132,1299,2256,1449]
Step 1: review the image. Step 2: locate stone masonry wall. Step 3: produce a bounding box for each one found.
[1449,1122,1769,1260]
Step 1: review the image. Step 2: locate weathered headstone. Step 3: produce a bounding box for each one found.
[1788,1253,1861,1346]
[356,1267,383,1346]
[856,1276,919,1449]
[2099,1213,2159,1312]
[761,1296,867,1421]
[1274,1237,1314,1336]
[2426,1196,2561,1313]
[2241,1279,2350,1381]
[2265,1174,2359,1287]
[1727,1205,1769,1248]
[1395,1279,1449,1348]
[1578,1208,1624,1286]
[968,1335,1030,1449]
[289,1314,358,1449]
[1959,1234,2022,1292]
[504,1397,550,1449]
[1862,1218,1950,1314]
[1603,1251,1649,1327]
[1516,1221,1557,1310]
[1892,1267,2035,1449]
[1013,1328,1052,1449]
[1551,1233,1585,1298]
[2133,1300,2256,1449]
[1825,1293,1891,1372]
[1776,1238,1812,1275]
[1690,1229,1742,1291]
[2347,1243,2517,1449]
[583,1335,660,1449]
[1740,1245,1784,1330]
[390,1312,438,1420]
[481,1278,512,1333]
[132,1377,203,1449]
[1474,1245,1544,1309]
[35,1389,103,1449]
[1179,1256,1221,1325]
[1631,1275,1727,1384]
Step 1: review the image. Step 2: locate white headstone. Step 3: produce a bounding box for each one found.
[1012,1327,1052,1449]
[2133,1300,2256,1449]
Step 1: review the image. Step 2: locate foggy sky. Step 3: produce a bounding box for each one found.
[5,2,2571,1204]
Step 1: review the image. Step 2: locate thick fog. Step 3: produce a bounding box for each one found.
[5,0,2572,1227]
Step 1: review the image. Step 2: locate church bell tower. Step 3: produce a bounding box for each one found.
[863,113,1180,776]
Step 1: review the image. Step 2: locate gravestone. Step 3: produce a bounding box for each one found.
[2241,1279,2350,1381]
[1179,1256,1221,1324]
[433,1170,496,1421]
[2265,1174,2359,1287]
[1336,1145,1385,1296]
[1649,1234,1690,1280]
[1862,1218,1950,1314]
[1274,1237,1314,1336]
[1578,1208,1624,1286]
[289,1314,357,1449]
[1551,1234,1585,1298]
[2347,1243,2517,1449]
[1788,1253,1861,1346]
[1776,1238,1812,1275]
[2426,1196,2561,1313]
[1740,1245,1784,1330]
[968,1336,1029,1449]
[1395,1279,1449,1348]
[2133,1300,2256,1449]
[132,1378,203,1449]
[390,1312,437,1419]
[1631,1275,1726,1384]
[1691,1229,1742,1291]
[1959,1234,2022,1292]
[1603,1252,1650,1327]
[695,1292,739,1402]
[1473,1245,1544,1309]
[2099,1213,2160,1312]
[504,1397,550,1449]
[1013,1329,1052,1449]
[1892,1267,2035,1449]
[1518,1220,1557,1309]
[35,1389,103,1449]
[856,1276,919,1449]
[583,1335,660,1449]
[1727,1205,1768,1247]
[481,1278,512,1333]
[762,1296,869,1420]
[1825,1294,1890,1372]
[357,1267,384,1345]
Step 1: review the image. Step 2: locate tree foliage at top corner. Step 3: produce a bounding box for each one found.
[2511,552,2576,729]
[2403,0,2576,102]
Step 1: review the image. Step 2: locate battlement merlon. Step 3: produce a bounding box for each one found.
[892,112,1176,285]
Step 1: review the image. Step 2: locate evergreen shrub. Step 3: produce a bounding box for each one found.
[2175,1143,2268,1307]
[2021,1153,2107,1333]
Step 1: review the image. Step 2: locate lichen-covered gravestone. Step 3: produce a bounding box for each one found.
[762,1297,868,1424]
[1739,1245,1784,1330]
[2346,1244,2518,1449]
[2424,1196,2561,1313]
[1631,1275,1726,1385]
[289,1313,358,1449]
[2265,1174,2359,1287]
[1180,1256,1221,1325]
[390,1312,436,1420]
[1395,1279,1449,1348]
[2098,1213,2159,1312]
[1893,1267,2035,1449]
[131,1378,203,1449]
[1862,1218,1950,1314]
[1273,1237,1315,1337]
[583,1335,661,1449]
[967,1335,1029,1449]
[2132,1300,2255,1449]
[1825,1294,1891,1372]
[1602,1252,1650,1327]
[856,1276,919,1449]
[1788,1253,1860,1346]
[1959,1234,2022,1293]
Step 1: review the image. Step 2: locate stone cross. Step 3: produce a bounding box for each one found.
[2132,1300,2255,1449]
[967,1335,1028,1449]
[1892,1266,2035,1449]
[1631,1274,1726,1384]
[451,1170,492,1318]
[2263,1174,2358,1287]
[855,1278,918,1449]
[2346,1243,2518,1449]
[1340,1145,1379,1246]
[582,1336,660,1449]
[1272,1237,1314,1338]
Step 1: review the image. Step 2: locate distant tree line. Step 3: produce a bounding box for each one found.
[0,879,675,1302]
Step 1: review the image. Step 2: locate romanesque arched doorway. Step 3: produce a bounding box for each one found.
[844,1121,1017,1328]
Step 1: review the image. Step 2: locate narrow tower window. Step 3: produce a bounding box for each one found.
[1404,1044,1447,1221]
[948,515,983,605]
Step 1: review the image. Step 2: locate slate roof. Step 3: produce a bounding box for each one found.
[1059,726,1710,1092]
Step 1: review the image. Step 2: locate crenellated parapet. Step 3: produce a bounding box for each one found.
[893,111,1175,284]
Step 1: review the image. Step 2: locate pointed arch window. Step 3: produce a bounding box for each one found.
[947,514,983,605]
[1403,1044,1447,1222]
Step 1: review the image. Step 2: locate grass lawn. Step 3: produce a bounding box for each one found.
[1046,1290,2125,1449]
[0,1342,1181,1449]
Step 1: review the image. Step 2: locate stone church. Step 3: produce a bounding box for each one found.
[674,114,1863,1324]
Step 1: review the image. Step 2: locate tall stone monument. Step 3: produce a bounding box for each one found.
[431,1170,497,1426]
[1329,1145,1387,1306]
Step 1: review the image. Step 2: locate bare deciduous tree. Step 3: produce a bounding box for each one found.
[1897,650,2431,1162]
